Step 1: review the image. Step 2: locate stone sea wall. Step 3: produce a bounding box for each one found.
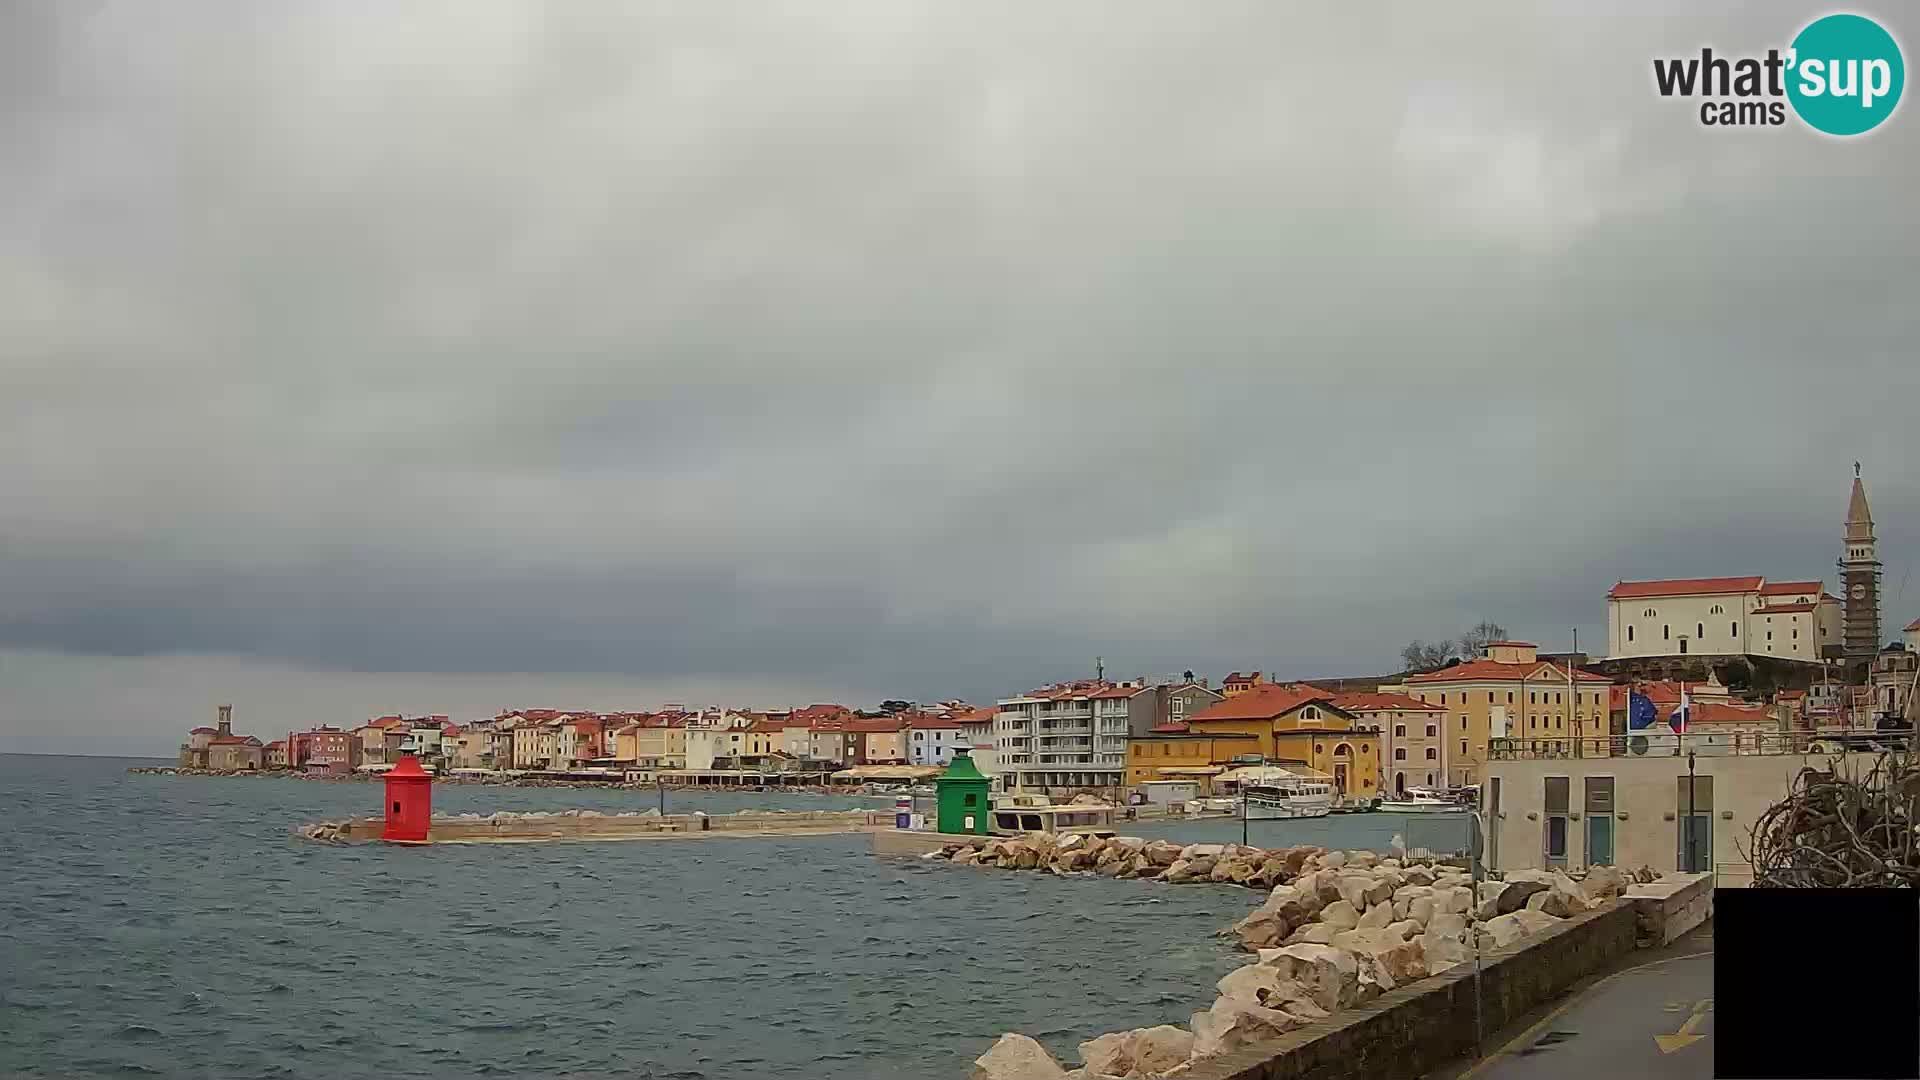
[927,835,1639,1080]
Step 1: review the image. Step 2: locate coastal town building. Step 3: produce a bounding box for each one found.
[1402,641,1611,787]
[1220,672,1265,698]
[1183,683,1380,798]
[263,739,288,769]
[1124,728,1260,789]
[1484,729,1857,883]
[355,717,408,766]
[288,727,353,774]
[994,680,1135,791]
[955,708,999,777]
[1604,576,1841,662]
[1868,643,1917,721]
[848,717,906,764]
[206,732,265,771]
[905,715,967,766]
[1330,691,1447,794]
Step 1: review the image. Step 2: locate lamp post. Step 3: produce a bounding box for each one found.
[1684,747,1698,872]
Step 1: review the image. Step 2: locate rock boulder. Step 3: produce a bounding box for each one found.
[1077,1025,1195,1079]
[972,1033,1067,1080]
[1260,943,1361,1012]
[1317,899,1360,931]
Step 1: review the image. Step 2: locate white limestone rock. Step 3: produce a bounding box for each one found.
[1317,899,1360,931]
[1077,1025,1195,1079]
[972,1033,1068,1080]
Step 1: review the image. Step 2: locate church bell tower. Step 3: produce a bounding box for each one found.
[1839,463,1882,667]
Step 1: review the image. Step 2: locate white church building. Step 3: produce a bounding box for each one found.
[1605,576,1841,662]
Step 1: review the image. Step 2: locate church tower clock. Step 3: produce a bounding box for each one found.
[1839,462,1882,667]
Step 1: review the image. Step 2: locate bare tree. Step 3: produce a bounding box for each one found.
[1400,639,1455,673]
[1456,620,1508,659]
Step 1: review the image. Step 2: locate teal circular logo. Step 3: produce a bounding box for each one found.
[1787,14,1904,135]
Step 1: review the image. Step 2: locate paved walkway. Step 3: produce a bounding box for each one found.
[1460,949,1714,1080]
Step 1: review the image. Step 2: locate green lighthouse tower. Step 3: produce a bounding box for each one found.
[934,748,992,835]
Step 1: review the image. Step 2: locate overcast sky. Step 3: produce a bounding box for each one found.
[5,2,1917,755]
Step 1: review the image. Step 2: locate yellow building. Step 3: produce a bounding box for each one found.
[743,722,780,757]
[1125,730,1261,787]
[631,722,688,769]
[1402,641,1613,786]
[1185,683,1382,797]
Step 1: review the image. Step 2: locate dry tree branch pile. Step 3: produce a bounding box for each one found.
[1746,752,1920,888]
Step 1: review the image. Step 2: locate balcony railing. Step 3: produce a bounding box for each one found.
[1488,731,1912,761]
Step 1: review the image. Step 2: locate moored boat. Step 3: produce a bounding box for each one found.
[1378,785,1472,813]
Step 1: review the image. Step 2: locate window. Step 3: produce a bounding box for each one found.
[1628,626,1635,642]
[1731,621,1738,638]
[1792,629,1798,640]
[1394,724,1406,737]
[914,732,924,741]
[1424,748,1437,760]
[1507,692,1515,704]
[1644,607,1657,618]
[1663,624,1670,640]
[1767,630,1773,641]
[1530,692,1537,705]
[1710,604,1724,615]
[1697,622,1704,639]
[1302,706,1320,720]
[1459,716,1467,730]
[1459,739,1468,756]
[1395,748,1407,760]
[1333,743,1350,757]
[1487,691,1495,703]
[1425,724,1438,737]
[1555,693,1562,705]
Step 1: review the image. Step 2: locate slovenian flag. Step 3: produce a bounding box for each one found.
[1670,686,1690,734]
[1628,691,1658,730]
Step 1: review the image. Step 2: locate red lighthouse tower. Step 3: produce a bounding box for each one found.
[382,756,433,842]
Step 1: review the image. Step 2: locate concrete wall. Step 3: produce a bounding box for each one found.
[1486,750,1878,877]
[1626,873,1715,946]
[1184,901,1640,1080]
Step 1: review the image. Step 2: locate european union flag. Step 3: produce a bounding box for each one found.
[1628,691,1658,730]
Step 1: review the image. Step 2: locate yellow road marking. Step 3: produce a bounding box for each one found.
[1655,997,1713,1054]
[1456,950,1714,1080]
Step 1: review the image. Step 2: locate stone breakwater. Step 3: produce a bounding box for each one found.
[296,807,884,843]
[923,836,1637,1080]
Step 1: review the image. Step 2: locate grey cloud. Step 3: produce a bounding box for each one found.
[4,3,1919,746]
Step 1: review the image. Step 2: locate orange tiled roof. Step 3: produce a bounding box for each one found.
[1759,580,1822,596]
[1405,659,1611,685]
[1608,576,1764,599]
[1906,617,1920,632]
[1331,691,1445,713]
[1190,683,1342,722]
[1690,703,1771,724]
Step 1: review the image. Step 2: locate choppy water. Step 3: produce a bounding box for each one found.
[1,755,1266,1079]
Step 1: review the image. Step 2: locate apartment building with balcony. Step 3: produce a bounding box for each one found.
[993,680,1136,791]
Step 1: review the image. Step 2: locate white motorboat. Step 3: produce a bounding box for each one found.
[1241,774,1335,820]
[1378,786,1471,814]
